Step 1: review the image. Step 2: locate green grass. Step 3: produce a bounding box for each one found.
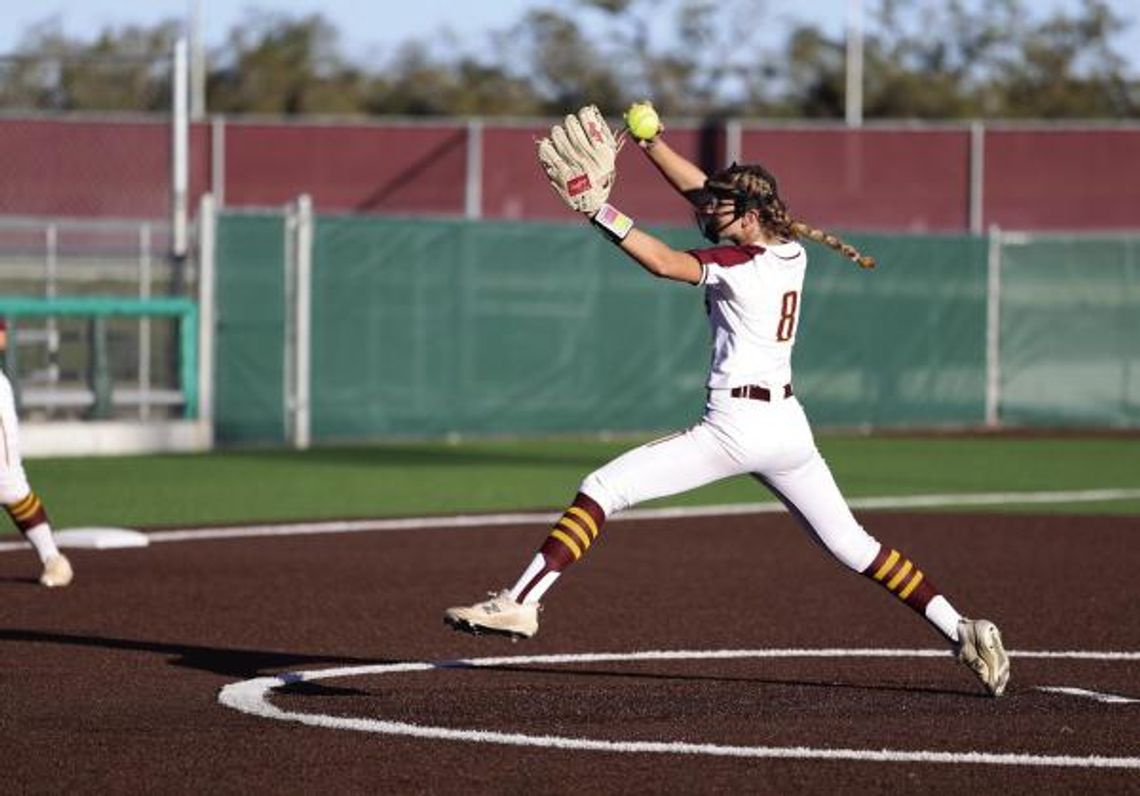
[12,434,1140,532]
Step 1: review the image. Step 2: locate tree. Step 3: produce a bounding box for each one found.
[362,41,544,116]
[0,0,1136,119]
[982,0,1136,117]
[497,0,781,117]
[500,8,625,114]
[209,11,363,115]
[778,0,1139,119]
[0,18,179,112]
[779,25,846,118]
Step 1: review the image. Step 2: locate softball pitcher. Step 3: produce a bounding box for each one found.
[445,105,1008,697]
[0,318,73,587]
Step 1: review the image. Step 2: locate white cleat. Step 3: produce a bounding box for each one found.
[40,553,74,588]
[444,590,539,640]
[956,618,1010,697]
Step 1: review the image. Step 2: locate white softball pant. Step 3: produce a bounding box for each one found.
[579,389,881,573]
[0,370,32,504]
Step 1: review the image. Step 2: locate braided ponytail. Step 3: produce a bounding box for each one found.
[706,163,876,269]
[789,221,876,269]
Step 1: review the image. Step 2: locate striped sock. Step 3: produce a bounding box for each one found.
[510,492,606,604]
[5,492,58,562]
[6,491,49,534]
[862,545,939,615]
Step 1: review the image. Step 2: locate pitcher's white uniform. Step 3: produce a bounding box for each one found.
[445,133,1009,697]
[579,240,880,573]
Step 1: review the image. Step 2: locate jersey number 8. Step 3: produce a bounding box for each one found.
[776,290,799,342]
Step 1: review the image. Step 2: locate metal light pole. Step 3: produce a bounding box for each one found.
[171,37,189,261]
[189,0,207,120]
[845,0,864,127]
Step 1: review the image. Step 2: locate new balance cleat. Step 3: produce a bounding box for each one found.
[444,590,539,640]
[40,553,74,588]
[956,618,1010,697]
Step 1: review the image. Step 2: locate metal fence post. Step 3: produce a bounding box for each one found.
[197,193,216,428]
[5,318,20,412]
[969,122,986,235]
[282,195,313,450]
[88,316,112,419]
[984,225,1003,428]
[465,119,483,220]
[139,223,152,420]
[294,194,313,450]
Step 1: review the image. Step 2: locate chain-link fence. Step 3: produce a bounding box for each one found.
[0,217,198,421]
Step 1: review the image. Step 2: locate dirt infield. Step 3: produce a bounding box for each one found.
[2,510,1138,794]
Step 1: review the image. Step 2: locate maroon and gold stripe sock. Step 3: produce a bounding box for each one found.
[5,492,49,534]
[514,492,606,602]
[862,545,939,614]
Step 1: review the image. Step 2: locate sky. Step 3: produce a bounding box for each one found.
[0,0,1137,71]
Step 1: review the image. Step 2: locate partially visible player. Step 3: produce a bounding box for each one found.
[0,317,73,587]
[444,104,1009,697]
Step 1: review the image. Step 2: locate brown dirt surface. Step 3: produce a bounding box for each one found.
[2,510,1138,794]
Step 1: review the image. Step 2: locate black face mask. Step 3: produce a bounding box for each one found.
[690,186,742,243]
[696,210,735,243]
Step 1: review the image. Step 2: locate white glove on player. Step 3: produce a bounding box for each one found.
[536,105,621,215]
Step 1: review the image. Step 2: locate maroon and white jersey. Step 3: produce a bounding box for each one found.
[691,240,807,389]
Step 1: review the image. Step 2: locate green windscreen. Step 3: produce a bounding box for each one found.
[998,235,1140,426]
[309,218,709,438]
[214,212,287,443]
[796,234,988,427]
[303,219,988,439]
[218,213,1126,442]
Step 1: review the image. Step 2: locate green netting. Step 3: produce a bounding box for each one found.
[998,235,1140,426]
[213,215,993,442]
[310,218,709,438]
[0,297,199,419]
[214,212,286,443]
[796,235,988,427]
[307,219,987,438]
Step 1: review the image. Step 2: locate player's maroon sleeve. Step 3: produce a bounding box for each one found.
[686,244,765,267]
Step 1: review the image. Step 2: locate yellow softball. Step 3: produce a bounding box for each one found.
[625,102,661,141]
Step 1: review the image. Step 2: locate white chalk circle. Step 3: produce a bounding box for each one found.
[217,648,1140,770]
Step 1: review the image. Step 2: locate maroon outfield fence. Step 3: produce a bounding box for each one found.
[0,114,1137,232]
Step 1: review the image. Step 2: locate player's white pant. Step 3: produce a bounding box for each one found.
[579,389,880,573]
[0,370,32,504]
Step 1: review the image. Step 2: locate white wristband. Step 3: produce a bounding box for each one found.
[591,203,635,242]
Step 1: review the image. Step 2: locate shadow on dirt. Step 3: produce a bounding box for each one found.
[0,628,388,685]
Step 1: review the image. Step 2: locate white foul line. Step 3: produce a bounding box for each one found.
[130,487,1140,543]
[217,648,1140,770]
[1,488,1138,552]
[5,486,1134,552]
[1037,687,1139,704]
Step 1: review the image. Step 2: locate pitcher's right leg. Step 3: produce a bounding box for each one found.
[760,452,955,636]
[760,452,1008,695]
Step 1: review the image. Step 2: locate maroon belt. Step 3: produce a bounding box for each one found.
[729,384,793,401]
